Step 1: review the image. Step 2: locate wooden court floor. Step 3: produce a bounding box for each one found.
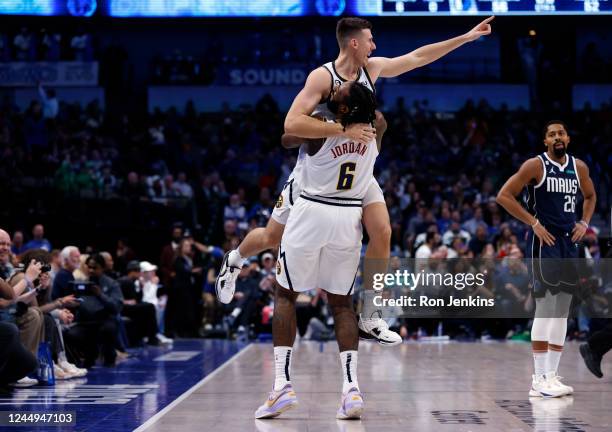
[140,341,612,432]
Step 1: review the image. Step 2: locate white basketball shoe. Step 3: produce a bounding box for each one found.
[358,312,402,346]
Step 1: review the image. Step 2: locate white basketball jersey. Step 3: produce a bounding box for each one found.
[289,146,306,182]
[288,61,375,185]
[301,126,379,199]
[312,61,376,120]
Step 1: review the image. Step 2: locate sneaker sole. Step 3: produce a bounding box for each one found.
[215,252,235,304]
[337,404,364,420]
[254,401,298,419]
[358,329,402,346]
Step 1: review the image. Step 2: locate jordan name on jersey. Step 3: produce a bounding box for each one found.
[330,140,368,159]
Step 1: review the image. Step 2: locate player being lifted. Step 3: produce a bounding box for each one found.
[496,121,596,397]
[217,15,495,344]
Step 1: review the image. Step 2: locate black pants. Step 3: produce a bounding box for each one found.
[43,313,63,361]
[0,322,38,385]
[63,317,118,368]
[122,303,158,345]
[588,319,612,358]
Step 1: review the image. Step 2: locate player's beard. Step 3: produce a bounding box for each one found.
[553,142,567,158]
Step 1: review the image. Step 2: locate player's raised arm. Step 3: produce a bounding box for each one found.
[496,158,556,246]
[367,16,494,80]
[284,68,375,144]
[571,159,597,242]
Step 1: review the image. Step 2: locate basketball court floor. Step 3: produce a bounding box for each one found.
[2,340,611,431]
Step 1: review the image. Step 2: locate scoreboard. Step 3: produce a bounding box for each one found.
[375,0,610,15]
[0,0,609,16]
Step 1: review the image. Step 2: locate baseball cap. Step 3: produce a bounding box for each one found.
[140,261,157,272]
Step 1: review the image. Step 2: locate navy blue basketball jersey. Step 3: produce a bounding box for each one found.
[526,152,581,232]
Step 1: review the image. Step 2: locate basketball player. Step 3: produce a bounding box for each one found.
[496,120,596,397]
[217,16,495,345]
[255,82,379,420]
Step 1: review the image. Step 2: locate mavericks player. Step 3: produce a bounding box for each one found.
[496,120,596,397]
[255,82,378,420]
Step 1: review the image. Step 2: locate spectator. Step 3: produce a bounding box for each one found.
[0,250,39,388]
[0,322,38,388]
[118,260,161,346]
[100,251,119,279]
[166,238,200,338]
[468,224,489,256]
[224,194,246,225]
[71,28,93,61]
[463,207,487,236]
[139,261,172,343]
[38,83,59,120]
[52,246,80,300]
[159,223,184,288]
[173,172,193,199]
[494,246,529,314]
[115,239,136,275]
[442,221,471,247]
[14,27,34,61]
[59,253,123,368]
[11,231,25,256]
[24,224,52,252]
[16,249,85,380]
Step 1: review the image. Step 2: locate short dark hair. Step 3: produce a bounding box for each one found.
[336,17,372,48]
[542,120,569,139]
[339,82,377,127]
[87,253,106,268]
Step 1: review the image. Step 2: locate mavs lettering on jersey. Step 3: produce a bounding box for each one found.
[527,153,582,232]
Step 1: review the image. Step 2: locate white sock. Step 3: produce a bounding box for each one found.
[533,351,547,377]
[274,346,292,391]
[228,249,245,268]
[547,349,563,375]
[340,350,359,394]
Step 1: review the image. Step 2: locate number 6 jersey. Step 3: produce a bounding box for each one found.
[526,152,582,232]
[300,124,379,200]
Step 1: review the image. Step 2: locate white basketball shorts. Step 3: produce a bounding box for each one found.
[276,195,363,296]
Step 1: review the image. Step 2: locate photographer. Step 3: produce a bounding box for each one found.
[57,252,123,367]
[15,249,86,379]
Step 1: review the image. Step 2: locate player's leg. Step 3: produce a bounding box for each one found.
[546,292,573,395]
[317,220,364,420]
[255,282,300,419]
[359,181,402,345]
[327,292,364,419]
[529,233,566,397]
[216,217,285,304]
[255,199,323,419]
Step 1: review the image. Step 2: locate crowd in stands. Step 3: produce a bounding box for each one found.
[0,27,94,62]
[1,87,611,388]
